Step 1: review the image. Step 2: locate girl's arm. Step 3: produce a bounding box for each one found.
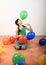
[16,29,19,38]
[25,24,33,31]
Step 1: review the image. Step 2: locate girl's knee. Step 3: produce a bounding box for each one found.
[16,46,20,50]
[21,46,26,50]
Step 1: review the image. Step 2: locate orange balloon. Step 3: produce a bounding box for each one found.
[3,37,10,45]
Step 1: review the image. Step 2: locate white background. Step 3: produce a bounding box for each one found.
[0,0,46,35]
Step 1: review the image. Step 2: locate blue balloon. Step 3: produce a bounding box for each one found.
[27,31,35,40]
[14,61,26,65]
[39,38,46,45]
[45,39,46,43]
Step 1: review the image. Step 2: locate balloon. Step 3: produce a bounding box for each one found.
[19,36,27,44]
[12,53,25,63]
[39,38,46,46]
[20,10,28,20]
[38,54,46,65]
[0,42,3,54]
[14,61,26,65]
[3,37,10,45]
[27,31,35,40]
[9,36,16,43]
[45,39,46,43]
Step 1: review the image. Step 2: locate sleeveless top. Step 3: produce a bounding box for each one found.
[18,25,26,35]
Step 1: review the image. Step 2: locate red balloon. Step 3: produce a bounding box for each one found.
[19,36,27,44]
[9,36,16,43]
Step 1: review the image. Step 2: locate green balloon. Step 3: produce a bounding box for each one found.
[12,53,25,63]
[20,10,28,20]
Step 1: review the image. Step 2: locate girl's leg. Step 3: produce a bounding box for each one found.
[21,46,26,50]
[16,46,20,50]
[21,42,28,50]
[14,41,20,50]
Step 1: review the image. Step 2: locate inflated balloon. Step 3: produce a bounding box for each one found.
[45,39,46,43]
[12,53,25,63]
[38,54,46,65]
[19,36,27,44]
[9,36,16,43]
[0,42,3,54]
[20,10,28,20]
[14,61,26,65]
[3,37,10,45]
[27,31,35,40]
[39,38,46,46]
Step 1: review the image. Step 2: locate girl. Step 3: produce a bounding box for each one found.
[14,19,33,50]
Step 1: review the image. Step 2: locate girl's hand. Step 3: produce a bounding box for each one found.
[25,24,31,26]
[19,35,22,37]
[25,24,33,31]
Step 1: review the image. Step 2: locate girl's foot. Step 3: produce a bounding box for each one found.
[16,46,20,50]
[21,46,26,50]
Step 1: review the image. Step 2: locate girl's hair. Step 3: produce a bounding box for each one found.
[15,19,21,32]
[15,19,19,26]
[15,19,25,33]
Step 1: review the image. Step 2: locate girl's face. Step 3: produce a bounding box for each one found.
[17,19,22,25]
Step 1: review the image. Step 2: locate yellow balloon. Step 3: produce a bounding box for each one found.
[38,54,46,65]
[0,42,3,54]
